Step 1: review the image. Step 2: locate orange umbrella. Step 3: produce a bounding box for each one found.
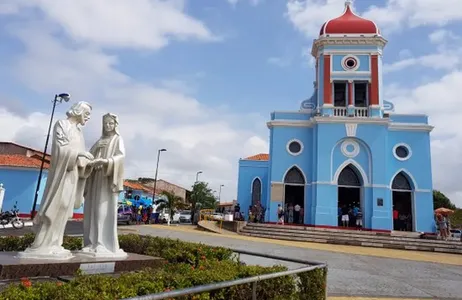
[435,207,454,215]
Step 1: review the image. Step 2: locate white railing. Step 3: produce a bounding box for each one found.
[333,107,347,117]
[332,107,369,117]
[355,107,369,117]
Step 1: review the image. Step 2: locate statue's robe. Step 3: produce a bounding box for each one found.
[27,119,90,254]
[83,133,125,256]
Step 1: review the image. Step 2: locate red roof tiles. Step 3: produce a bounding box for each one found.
[244,153,269,161]
[0,155,49,169]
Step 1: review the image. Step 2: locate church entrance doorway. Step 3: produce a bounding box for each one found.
[283,166,305,224]
[392,172,413,232]
[337,164,363,228]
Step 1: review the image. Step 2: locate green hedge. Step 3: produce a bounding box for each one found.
[0,234,326,300]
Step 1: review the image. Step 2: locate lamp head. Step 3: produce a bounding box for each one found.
[159,148,167,152]
[198,171,203,174]
[58,93,71,102]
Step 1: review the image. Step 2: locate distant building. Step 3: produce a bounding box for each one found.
[218,200,237,212]
[237,2,434,233]
[0,142,83,218]
[141,179,191,203]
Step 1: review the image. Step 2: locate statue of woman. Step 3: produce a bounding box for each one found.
[20,101,94,259]
[81,113,126,257]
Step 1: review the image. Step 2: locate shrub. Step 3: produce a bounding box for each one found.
[0,234,326,300]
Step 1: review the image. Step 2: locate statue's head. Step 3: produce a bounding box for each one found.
[102,113,119,136]
[66,101,92,126]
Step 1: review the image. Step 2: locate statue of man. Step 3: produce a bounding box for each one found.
[20,101,94,259]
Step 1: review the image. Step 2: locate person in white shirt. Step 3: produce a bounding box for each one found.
[277,204,284,225]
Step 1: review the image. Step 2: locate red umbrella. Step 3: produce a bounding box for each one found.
[435,207,454,215]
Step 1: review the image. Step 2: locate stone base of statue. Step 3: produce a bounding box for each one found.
[17,246,74,260]
[0,252,164,280]
[78,246,128,259]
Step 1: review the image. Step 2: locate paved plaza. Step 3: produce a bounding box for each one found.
[136,225,462,299]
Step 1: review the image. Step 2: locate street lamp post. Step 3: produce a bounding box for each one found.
[195,171,203,183]
[31,93,71,218]
[218,184,224,202]
[152,148,167,202]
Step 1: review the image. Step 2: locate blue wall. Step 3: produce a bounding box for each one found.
[0,167,86,216]
[0,167,47,214]
[240,118,434,232]
[332,54,370,72]
[237,160,269,219]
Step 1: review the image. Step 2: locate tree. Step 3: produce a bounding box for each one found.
[190,181,217,223]
[433,190,456,210]
[157,190,185,225]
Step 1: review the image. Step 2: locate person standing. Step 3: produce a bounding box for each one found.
[356,208,363,230]
[294,204,301,224]
[341,205,349,227]
[277,204,284,225]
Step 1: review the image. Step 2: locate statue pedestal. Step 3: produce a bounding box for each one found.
[0,252,164,280]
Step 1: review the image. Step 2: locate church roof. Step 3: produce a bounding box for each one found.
[319,1,380,36]
[0,154,49,169]
[244,153,269,161]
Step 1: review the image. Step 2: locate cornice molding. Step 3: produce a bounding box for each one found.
[311,36,387,57]
[267,117,433,132]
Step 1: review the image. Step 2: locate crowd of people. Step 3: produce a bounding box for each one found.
[338,204,363,230]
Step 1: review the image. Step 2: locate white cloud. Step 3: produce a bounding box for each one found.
[286,0,347,38]
[267,57,291,67]
[429,29,459,44]
[387,71,462,207]
[0,1,268,203]
[363,0,462,30]
[383,53,461,74]
[383,30,462,74]
[1,0,218,50]
[227,0,262,6]
[286,0,462,38]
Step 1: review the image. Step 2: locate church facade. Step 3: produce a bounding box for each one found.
[237,1,434,233]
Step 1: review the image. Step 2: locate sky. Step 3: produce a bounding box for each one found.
[0,0,462,207]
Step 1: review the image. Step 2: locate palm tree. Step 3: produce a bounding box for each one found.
[157,190,185,225]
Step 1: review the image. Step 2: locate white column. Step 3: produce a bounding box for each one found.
[0,184,5,212]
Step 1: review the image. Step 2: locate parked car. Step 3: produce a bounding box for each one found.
[159,210,181,224]
[179,210,192,223]
[211,213,224,221]
[117,204,134,225]
[450,229,462,241]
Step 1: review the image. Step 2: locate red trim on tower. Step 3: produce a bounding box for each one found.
[323,55,332,105]
[370,55,379,105]
[348,81,353,106]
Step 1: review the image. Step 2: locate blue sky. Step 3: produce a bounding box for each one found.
[0,0,462,206]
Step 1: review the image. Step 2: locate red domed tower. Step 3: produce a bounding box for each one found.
[311,0,387,118]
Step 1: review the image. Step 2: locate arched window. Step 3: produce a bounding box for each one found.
[338,165,361,186]
[251,178,262,205]
[392,172,412,190]
[284,167,305,184]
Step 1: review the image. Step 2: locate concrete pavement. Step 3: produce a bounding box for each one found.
[136,225,462,299]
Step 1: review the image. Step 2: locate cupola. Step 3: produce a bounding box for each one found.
[319,0,380,36]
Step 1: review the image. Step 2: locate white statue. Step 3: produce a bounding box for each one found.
[80,113,127,258]
[19,102,94,259]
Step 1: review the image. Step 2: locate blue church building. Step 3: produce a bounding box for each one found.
[237,1,434,233]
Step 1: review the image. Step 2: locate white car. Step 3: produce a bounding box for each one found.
[160,211,180,224]
[179,211,192,223]
[211,213,224,221]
